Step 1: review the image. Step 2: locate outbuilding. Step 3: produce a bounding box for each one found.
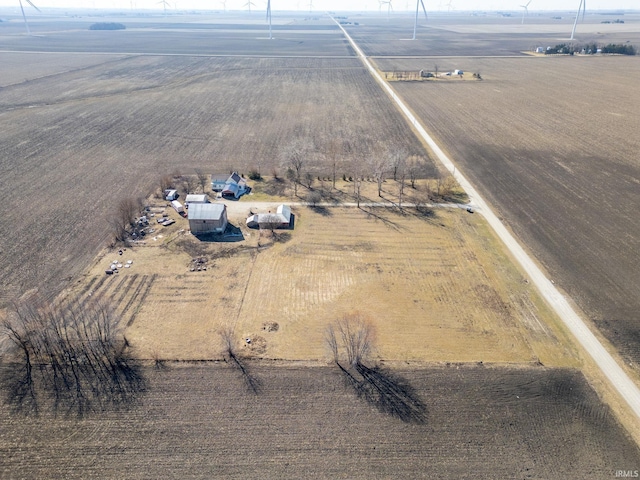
[188,203,228,234]
[184,194,209,205]
[246,204,292,229]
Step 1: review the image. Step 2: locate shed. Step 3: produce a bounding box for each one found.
[188,203,228,234]
[246,204,292,229]
[185,194,209,204]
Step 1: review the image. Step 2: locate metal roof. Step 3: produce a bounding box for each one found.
[188,203,226,221]
[185,194,209,203]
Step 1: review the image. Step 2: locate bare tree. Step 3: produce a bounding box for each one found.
[368,145,392,198]
[1,296,144,415]
[195,169,208,194]
[407,154,426,189]
[181,175,198,195]
[325,313,426,424]
[326,313,374,368]
[157,174,173,198]
[108,196,144,243]
[280,138,313,197]
[306,190,322,207]
[218,325,260,394]
[397,158,407,210]
[389,147,407,181]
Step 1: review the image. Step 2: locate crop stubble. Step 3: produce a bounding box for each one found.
[0,53,426,305]
[374,55,640,366]
[1,363,639,479]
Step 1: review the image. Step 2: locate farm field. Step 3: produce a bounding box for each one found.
[345,12,640,56]
[373,55,640,367]
[1,363,639,479]
[66,196,577,366]
[0,52,430,305]
[2,12,640,476]
[0,13,350,56]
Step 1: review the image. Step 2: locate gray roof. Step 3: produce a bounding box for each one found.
[185,194,209,203]
[211,174,229,183]
[188,203,226,221]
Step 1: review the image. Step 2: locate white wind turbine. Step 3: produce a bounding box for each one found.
[570,0,586,40]
[411,0,427,40]
[220,0,226,11]
[520,0,531,24]
[244,0,256,11]
[266,0,272,39]
[157,0,170,14]
[18,0,40,35]
[381,0,393,19]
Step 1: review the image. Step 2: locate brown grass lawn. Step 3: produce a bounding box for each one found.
[66,181,578,367]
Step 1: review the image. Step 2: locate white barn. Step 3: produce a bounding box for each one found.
[185,194,210,205]
[246,204,292,229]
[188,203,228,234]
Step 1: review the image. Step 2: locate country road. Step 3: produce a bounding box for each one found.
[332,18,640,420]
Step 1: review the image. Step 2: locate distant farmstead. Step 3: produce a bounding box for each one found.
[188,203,228,234]
[211,172,248,199]
[246,204,292,229]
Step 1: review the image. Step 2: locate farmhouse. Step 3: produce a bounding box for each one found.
[211,172,248,199]
[246,204,292,229]
[188,203,228,234]
[184,194,209,205]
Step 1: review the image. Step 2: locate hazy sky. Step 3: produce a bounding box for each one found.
[0,0,637,13]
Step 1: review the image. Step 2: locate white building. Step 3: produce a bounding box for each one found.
[246,204,292,229]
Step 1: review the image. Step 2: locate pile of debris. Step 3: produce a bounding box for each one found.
[189,257,208,272]
[106,259,133,275]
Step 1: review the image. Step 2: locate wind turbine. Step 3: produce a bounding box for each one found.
[244,0,256,11]
[380,0,393,20]
[411,0,427,40]
[308,0,313,13]
[266,0,272,39]
[220,0,226,11]
[157,0,170,14]
[445,0,453,11]
[570,0,586,40]
[18,0,40,35]
[520,0,531,24]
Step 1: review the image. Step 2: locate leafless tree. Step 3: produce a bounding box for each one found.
[218,325,260,394]
[181,174,199,195]
[157,174,173,198]
[306,190,322,207]
[326,313,374,368]
[325,313,426,423]
[108,196,144,243]
[1,296,144,415]
[407,154,426,189]
[280,138,313,197]
[304,171,315,190]
[195,169,208,194]
[368,146,392,198]
[389,147,407,181]
[397,160,407,210]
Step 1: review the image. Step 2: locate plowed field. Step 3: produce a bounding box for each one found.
[374,55,640,366]
[0,53,428,305]
[1,364,638,479]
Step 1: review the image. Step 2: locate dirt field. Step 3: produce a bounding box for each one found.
[0,52,429,305]
[0,13,350,56]
[371,55,640,368]
[1,363,638,479]
[345,12,640,56]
